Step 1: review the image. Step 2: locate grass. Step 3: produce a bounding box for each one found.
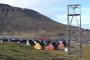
[0,42,90,60]
[0,42,67,60]
[81,45,90,60]
[67,45,90,60]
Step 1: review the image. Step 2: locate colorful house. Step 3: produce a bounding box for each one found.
[39,41,46,50]
[34,40,41,50]
[45,43,54,50]
[51,42,58,50]
[58,41,64,49]
[29,40,35,46]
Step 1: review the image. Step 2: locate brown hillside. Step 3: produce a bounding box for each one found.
[0,4,66,33]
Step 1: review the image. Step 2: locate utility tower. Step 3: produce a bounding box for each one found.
[67,4,82,57]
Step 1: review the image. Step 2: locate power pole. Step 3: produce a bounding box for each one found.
[67,4,82,57]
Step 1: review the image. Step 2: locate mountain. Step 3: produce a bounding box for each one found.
[82,24,90,29]
[0,4,66,33]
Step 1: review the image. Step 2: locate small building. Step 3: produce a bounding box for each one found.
[19,39,27,44]
[45,43,54,51]
[51,41,58,50]
[58,41,65,50]
[34,40,41,50]
[39,41,46,50]
[29,40,35,46]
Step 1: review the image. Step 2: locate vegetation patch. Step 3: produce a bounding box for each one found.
[0,42,66,60]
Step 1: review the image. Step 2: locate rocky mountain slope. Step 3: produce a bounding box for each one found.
[0,4,66,33]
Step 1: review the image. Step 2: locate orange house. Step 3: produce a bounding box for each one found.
[45,43,54,51]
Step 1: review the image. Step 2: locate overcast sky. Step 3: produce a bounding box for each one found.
[0,0,90,29]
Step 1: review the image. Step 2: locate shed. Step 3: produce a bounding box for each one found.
[19,39,27,44]
[45,42,54,51]
[34,40,41,50]
[58,41,64,49]
[51,42,58,50]
[29,40,35,46]
[39,41,46,50]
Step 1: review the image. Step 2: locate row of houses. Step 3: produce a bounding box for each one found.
[0,37,67,51]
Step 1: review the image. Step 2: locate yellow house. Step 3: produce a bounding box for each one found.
[34,41,41,50]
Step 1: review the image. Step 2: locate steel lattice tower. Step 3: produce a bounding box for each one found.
[67,4,82,57]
